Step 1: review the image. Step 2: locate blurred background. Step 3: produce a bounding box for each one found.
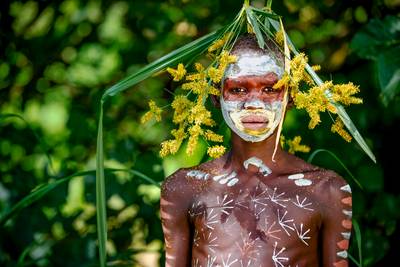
[0,0,399,266]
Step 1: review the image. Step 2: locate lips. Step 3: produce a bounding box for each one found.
[241,115,268,130]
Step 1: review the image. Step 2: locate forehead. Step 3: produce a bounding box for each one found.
[224,51,284,80]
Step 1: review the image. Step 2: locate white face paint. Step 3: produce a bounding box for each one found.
[224,53,284,80]
[220,98,284,142]
[221,51,286,142]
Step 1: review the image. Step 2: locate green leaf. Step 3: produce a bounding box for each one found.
[378,45,400,105]
[96,105,107,267]
[350,16,400,60]
[353,219,363,267]
[246,7,265,49]
[101,27,227,101]
[251,7,280,20]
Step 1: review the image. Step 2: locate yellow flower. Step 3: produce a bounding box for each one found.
[331,117,352,142]
[273,73,290,90]
[331,82,363,106]
[171,95,193,124]
[208,33,232,53]
[207,85,220,96]
[287,136,310,154]
[280,135,285,148]
[207,145,226,158]
[203,130,223,142]
[275,30,284,47]
[167,63,186,81]
[160,139,182,157]
[140,100,162,124]
[186,125,203,155]
[208,67,223,83]
[188,104,215,126]
[294,81,332,129]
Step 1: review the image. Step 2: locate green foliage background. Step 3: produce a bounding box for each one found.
[0,0,399,266]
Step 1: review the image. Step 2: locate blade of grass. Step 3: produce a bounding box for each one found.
[266,0,273,11]
[96,105,107,267]
[353,219,363,267]
[266,17,376,163]
[245,7,265,48]
[307,148,363,190]
[251,6,280,20]
[101,28,227,101]
[0,113,55,174]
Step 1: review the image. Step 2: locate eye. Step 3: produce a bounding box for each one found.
[230,87,247,94]
[262,87,274,93]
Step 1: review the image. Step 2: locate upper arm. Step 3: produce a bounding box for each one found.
[160,170,192,267]
[320,173,352,267]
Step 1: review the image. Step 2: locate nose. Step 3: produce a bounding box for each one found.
[244,99,265,109]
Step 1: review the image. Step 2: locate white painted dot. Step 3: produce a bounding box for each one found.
[337,250,348,259]
[288,173,304,180]
[342,210,352,218]
[294,178,312,186]
[340,184,352,193]
[227,178,239,187]
[341,232,351,239]
[213,174,226,181]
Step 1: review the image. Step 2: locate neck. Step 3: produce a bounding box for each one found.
[229,131,287,172]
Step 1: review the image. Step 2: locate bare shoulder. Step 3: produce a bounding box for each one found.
[161,156,226,201]
[307,167,352,210]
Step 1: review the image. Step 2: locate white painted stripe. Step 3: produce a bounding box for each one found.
[340,184,352,193]
[288,173,304,180]
[294,179,312,186]
[219,172,237,184]
[337,250,348,258]
[341,232,351,239]
[213,173,227,181]
[342,210,352,218]
[227,178,239,187]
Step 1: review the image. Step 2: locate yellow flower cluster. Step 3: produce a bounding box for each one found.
[286,136,311,154]
[331,117,352,142]
[273,52,362,142]
[166,63,186,81]
[294,81,335,129]
[150,45,236,158]
[208,33,232,54]
[140,100,162,124]
[207,145,226,158]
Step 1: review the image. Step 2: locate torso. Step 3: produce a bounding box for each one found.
[185,157,326,267]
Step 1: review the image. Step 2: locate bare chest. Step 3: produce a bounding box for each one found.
[189,181,321,267]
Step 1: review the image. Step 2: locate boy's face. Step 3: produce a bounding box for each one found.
[221,52,285,142]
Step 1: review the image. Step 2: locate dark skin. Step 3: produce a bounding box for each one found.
[161,73,352,267]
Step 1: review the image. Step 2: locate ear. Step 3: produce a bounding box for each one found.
[210,94,221,108]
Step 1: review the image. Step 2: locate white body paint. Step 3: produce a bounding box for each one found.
[294,179,312,186]
[243,156,272,176]
[221,98,284,143]
[223,52,284,81]
[337,250,348,258]
[187,170,239,187]
[287,173,313,187]
[340,184,352,193]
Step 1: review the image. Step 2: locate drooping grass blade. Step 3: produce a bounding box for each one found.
[101,28,227,101]
[266,17,376,163]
